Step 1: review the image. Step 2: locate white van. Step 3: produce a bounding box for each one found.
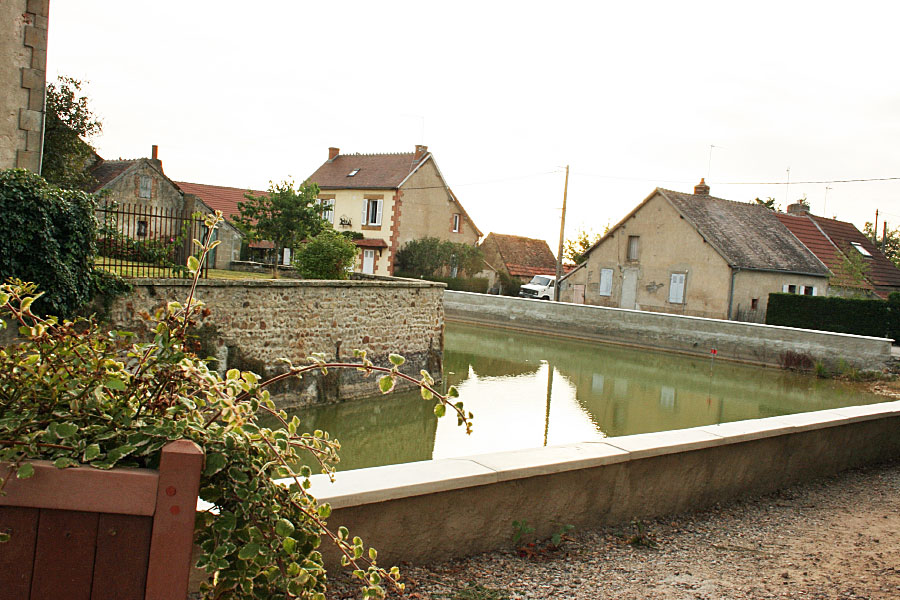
[518,275,556,300]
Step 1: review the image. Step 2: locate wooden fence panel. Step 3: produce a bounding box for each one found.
[0,506,38,600]
[29,510,98,600]
[91,514,153,600]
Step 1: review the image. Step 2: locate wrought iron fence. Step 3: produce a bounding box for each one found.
[95,203,209,279]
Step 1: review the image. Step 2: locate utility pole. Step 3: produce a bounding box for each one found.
[554,165,569,302]
[875,210,879,243]
[884,221,888,253]
[784,168,791,205]
[823,186,832,216]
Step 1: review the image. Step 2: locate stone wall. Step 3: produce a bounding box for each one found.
[105,279,446,406]
[444,290,893,370]
[0,0,48,171]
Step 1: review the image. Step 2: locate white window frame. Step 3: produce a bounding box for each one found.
[139,175,152,199]
[362,198,383,226]
[668,272,686,304]
[452,213,460,233]
[318,198,335,224]
[800,285,817,296]
[598,268,613,296]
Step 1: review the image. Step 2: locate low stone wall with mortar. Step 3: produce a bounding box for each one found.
[105,279,446,406]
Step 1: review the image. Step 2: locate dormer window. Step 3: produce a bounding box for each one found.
[850,242,872,257]
[347,169,360,177]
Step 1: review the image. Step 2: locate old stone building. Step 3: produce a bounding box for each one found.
[479,233,558,284]
[305,145,482,276]
[90,147,243,270]
[0,0,49,172]
[559,180,830,321]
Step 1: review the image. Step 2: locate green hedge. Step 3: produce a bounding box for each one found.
[394,272,490,294]
[765,293,892,339]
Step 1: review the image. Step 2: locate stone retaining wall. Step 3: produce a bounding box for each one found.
[106,279,445,405]
[444,291,893,371]
[309,401,900,568]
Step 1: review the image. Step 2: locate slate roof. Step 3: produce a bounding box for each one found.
[308,152,429,190]
[776,213,873,290]
[88,159,138,192]
[483,233,558,277]
[655,189,829,276]
[810,215,900,293]
[176,182,265,220]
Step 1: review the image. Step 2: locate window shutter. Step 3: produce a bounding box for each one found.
[374,199,383,226]
[782,284,790,293]
[361,200,368,225]
[599,268,613,296]
[668,273,685,303]
[811,286,817,296]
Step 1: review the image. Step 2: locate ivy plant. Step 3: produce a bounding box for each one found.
[0,212,472,599]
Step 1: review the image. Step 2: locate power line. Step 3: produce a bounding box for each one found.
[399,170,562,191]
[719,176,900,185]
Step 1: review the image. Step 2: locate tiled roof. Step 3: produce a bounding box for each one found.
[307,152,428,190]
[657,189,829,276]
[88,159,137,192]
[484,233,558,276]
[776,213,872,290]
[176,181,265,220]
[810,215,900,293]
[354,238,388,248]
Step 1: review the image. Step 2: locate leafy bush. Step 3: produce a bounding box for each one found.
[294,229,359,280]
[0,168,98,317]
[0,213,474,599]
[888,292,900,344]
[394,237,483,278]
[498,271,522,297]
[427,276,490,293]
[765,292,890,338]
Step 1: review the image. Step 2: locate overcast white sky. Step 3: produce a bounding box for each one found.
[47,1,900,250]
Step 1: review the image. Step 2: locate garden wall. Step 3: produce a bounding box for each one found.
[105,278,445,406]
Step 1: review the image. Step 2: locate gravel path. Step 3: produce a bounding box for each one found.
[328,460,900,599]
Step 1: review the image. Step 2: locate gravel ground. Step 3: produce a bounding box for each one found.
[328,459,900,599]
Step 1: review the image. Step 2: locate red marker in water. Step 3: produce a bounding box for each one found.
[710,348,718,355]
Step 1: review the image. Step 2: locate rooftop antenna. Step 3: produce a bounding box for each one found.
[707,144,721,181]
[784,167,791,205]
[823,186,832,216]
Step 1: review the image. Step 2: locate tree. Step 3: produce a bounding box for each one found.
[234,179,327,277]
[42,77,102,190]
[294,229,359,279]
[563,228,602,264]
[863,222,900,268]
[754,197,778,211]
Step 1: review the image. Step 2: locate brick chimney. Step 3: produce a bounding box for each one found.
[414,145,428,162]
[694,178,710,196]
[328,147,340,161]
[151,145,158,160]
[787,201,811,215]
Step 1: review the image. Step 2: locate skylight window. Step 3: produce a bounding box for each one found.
[347,169,360,177]
[850,241,872,257]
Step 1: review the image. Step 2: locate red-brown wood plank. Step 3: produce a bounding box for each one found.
[0,461,158,516]
[29,509,99,600]
[0,506,39,600]
[145,440,203,600]
[91,513,153,600]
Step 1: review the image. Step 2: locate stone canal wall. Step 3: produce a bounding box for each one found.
[105,278,446,405]
[309,401,900,568]
[444,291,893,371]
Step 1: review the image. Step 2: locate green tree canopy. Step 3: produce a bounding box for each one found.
[234,179,327,277]
[563,228,602,264]
[42,77,102,190]
[294,229,359,279]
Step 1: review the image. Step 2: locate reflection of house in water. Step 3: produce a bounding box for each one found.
[445,322,874,439]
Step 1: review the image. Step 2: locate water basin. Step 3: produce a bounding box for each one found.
[283,322,885,471]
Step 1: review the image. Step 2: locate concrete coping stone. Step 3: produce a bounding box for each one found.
[127,278,444,290]
[443,291,893,342]
[306,400,900,509]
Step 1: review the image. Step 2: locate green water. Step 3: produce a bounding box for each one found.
[283,322,885,472]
